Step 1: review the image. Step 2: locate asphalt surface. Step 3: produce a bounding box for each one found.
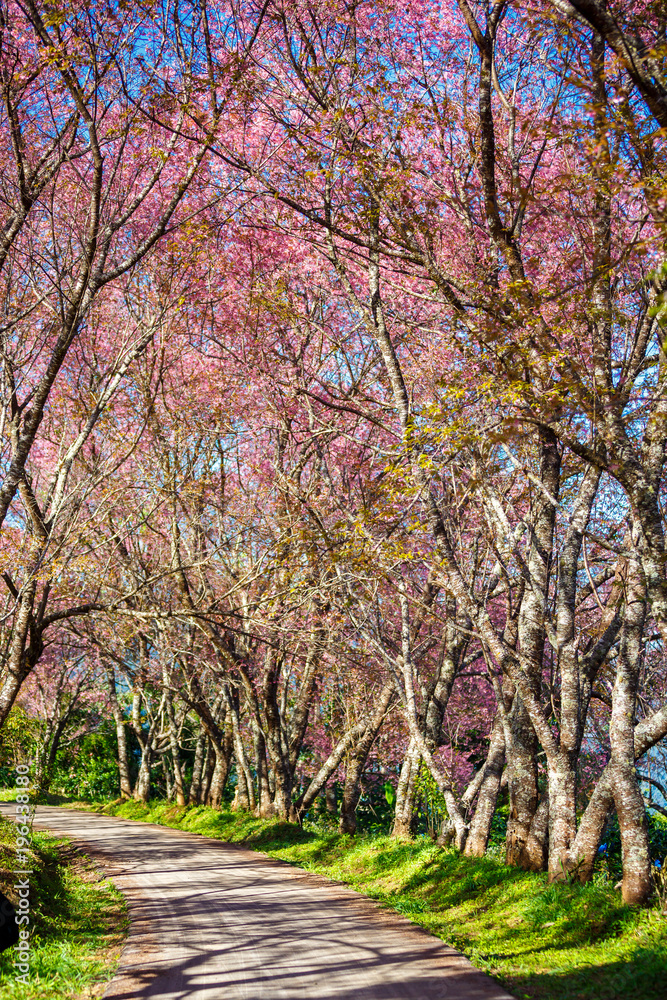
[2,805,516,1000]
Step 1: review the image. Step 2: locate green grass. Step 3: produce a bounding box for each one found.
[0,813,128,999]
[77,798,667,1000]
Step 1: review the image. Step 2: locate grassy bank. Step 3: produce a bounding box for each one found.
[80,798,665,1000]
[0,813,128,999]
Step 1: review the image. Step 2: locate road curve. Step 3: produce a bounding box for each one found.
[6,805,516,1000]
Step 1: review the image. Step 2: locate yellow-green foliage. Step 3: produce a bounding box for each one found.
[0,816,127,999]
[95,799,666,1000]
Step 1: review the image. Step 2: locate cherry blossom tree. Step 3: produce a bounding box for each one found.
[1,0,666,908]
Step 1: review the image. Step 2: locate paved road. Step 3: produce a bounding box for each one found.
[3,805,515,1000]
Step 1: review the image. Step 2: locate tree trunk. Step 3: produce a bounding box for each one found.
[339,755,364,834]
[295,720,368,819]
[571,699,667,882]
[232,750,252,811]
[107,670,132,799]
[252,724,273,816]
[610,563,651,904]
[188,726,207,805]
[262,649,296,820]
[0,578,41,728]
[131,642,153,803]
[200,738,215,804]
[507,428,559,871]
[464,714,505,856]
[164,686,186,806]
[227,700,255,812]
[505,694,542,869]
[287,640,320,773]
[530,791,549,869]
[134,745,152,802]
[572,773,615,883]
[207,751,227,808]
[339,680,394,835]
[207,715,234,808]
[393,738,420,838]
[161,753,173,801]
[548,758,577,880]
[170,743,186,804]
[548,468,602,878]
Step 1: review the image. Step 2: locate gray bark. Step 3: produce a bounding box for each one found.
[105,664,132,798]
[464,712,505,856]
[393,738,420,838]
[188,725,207,805]
[339,681,394,835]
[609,560,652,904]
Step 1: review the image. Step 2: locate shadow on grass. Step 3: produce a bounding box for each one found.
[35,846,87,938]
[8,829,115,946]
[32,792,81,806]
[338,839,529,902]
[0,818,127,998]
[508,947,667,1000]
[99,802,640,950]
[246,820,318,847]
